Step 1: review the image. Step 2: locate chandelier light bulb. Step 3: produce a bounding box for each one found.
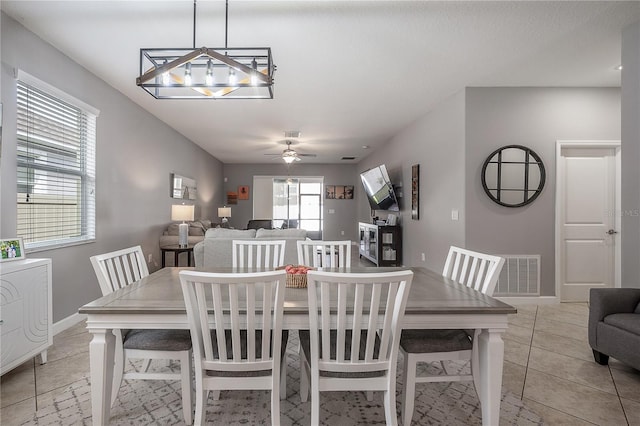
[205,60,214,86]
[184,62,192,86]
[161,60,171,85]
[250,58,258,86]
[228,67,237,85]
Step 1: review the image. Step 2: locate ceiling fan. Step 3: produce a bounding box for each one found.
[265,139,317,163]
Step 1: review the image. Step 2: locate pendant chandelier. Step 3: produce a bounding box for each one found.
[136,0,276,99]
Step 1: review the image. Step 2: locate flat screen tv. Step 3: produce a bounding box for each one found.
[360,164,399,211]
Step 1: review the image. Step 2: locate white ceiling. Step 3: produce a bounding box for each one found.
[3,1,639,164]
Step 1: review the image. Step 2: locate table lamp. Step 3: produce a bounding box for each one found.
[218,206,231,224]
[171,204,194,247]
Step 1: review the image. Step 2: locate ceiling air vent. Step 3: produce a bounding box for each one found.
[284,131,301,138]
[341,156,356,160]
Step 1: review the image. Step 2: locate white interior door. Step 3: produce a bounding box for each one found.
[557,143,619,302]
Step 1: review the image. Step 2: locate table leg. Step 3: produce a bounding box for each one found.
[476,328,505,426]
[175,252,179,267]
[89,328,116,424]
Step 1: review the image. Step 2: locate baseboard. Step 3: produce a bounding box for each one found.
[495,296,559,305]
[53,313,87,335]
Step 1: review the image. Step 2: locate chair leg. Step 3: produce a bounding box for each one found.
[299,347,310,402]
[310,377,320,426]
[366,391,374,401]
[384,389,399,426]
[180,351,193,424]
[271,381,281,425]
[194,378,207,426]
[212,390,221,400]
[280,353,287,400]
[401,353,417,426]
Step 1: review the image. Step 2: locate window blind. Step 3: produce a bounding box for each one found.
[16,76,97,250]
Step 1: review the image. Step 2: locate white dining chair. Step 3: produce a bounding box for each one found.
[297,240,352,269]
[232,239,286,269]
[231,238,289,399]
[179,270,287,426]
[296,240,353,401]
[399,246,505,426]
[90,246,193,424]
[299,270,414,425]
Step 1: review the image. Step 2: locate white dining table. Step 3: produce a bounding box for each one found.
[79,266,516,425]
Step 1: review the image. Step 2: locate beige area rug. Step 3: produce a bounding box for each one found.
[21,332,543,425]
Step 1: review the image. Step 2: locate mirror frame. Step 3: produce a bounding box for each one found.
[481,144,546,208]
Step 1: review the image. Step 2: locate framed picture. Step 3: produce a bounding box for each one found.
[325,185,335,199]
[344,185,354,199]
[238,185,250,200]
[411,164,419,220]
[171,173,197,200]
[335,185,345,199]
[227,191,238,205]
[0,238,26,262]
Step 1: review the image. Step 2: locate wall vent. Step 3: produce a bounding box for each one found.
[494,255,540,296]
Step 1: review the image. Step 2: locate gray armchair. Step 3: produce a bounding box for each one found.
[588,288,640,370]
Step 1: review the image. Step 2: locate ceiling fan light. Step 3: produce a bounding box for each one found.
[283,154,297,164]
[228,67,237,85]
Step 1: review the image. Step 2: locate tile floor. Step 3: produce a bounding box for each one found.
[2,302,639,424]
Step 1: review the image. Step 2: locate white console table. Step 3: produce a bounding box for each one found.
[0,258,53,375]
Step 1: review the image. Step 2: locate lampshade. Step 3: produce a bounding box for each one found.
[171,204,194,222]
[218,207,232,218]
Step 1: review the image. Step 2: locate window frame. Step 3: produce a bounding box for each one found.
[16,70,99,252]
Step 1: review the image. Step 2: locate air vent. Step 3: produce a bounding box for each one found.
[284,130,301,138]
[494,255,540,296]
[341,156,356,160]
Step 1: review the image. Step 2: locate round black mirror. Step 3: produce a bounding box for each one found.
[481,145,545,208]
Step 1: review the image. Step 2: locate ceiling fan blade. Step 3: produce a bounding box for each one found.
[298,153,317,157]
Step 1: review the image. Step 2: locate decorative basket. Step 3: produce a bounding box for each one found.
[277,265,313,288]
[286,273,308,288]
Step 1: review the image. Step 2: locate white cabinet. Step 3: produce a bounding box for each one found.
[0,258,52,375]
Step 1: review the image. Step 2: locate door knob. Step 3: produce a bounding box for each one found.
[607,229,619,235]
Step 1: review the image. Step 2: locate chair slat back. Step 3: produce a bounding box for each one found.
[232,240,286,269]
[180,270,286,374]
[442,246,505,296]
[306,270,413,374]
[90,246,149,296]
[297,240,352,268]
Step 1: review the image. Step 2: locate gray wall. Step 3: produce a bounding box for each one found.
[0,13,224,322]
[621,21,640,288]
[221,163,359,241]
[357,91,467,271]
[465,88,621,296]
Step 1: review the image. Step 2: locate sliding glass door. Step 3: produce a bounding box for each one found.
[272,178,323,239]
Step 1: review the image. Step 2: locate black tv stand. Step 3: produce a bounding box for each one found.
[358,222,402,267]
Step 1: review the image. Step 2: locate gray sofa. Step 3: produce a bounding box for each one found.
[193,227,307,268]
[588,288,640,370]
